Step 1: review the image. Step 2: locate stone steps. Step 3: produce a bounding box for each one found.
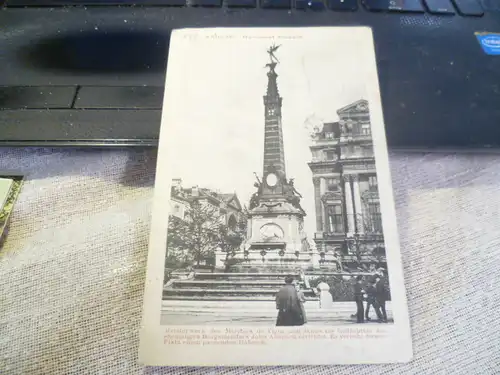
[164,270,320,302]
[170,280,289,290]
[194,272,301,280]
[163,295,274,301]
[175,279,288,284]
[165,287,277,294]
[162,295,319,302]
[163,287,317,298]
[162,300,392,309]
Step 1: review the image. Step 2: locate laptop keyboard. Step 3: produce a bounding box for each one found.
[2,0,485,16]
[364,0,424,12]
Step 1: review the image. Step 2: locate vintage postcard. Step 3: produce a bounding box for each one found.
[139,27,412,366]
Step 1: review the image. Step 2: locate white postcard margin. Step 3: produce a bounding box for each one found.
[139,27,413,366]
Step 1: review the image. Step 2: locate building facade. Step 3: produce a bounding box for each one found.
[308,100,386,271]
[167,178,245,267]
[169,178,244,228]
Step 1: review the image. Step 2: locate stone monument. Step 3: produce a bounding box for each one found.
[231,45,313,270]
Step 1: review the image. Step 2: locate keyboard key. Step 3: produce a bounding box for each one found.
[161,0,186,5]
[452,0,483,16]
[192,0,221,6]
[7,0,187,5]
[158,0,186,5]
[363,0,425,12]
[0,86,76,109]
[227,0,256,7]
[328,0,357,10]
[424,0,454,13]
[0,110,161,144]
[261,0,291,8]
[296,0,325,10]
[74,86,163,109]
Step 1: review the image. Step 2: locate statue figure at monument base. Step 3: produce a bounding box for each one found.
[316,281,334,309]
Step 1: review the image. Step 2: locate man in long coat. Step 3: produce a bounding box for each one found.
[353,275,365,323]
[275,276,304,326]
[375,274,389,322]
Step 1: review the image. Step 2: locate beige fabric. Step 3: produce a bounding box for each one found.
[1,149,499,374]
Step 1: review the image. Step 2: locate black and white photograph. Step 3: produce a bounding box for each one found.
[140,27,412,366]
[161,41,392,326]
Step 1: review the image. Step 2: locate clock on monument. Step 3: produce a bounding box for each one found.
[265,173,278,187]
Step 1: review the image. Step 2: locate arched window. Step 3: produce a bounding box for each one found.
[228,214,237,230]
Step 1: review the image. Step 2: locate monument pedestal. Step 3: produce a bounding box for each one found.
[221,44,316,273]
[230,249,315,271]
[233,194,314,270]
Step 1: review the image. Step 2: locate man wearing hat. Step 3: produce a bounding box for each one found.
[275,275,304,326]
[375,271,389,322]
[353,275,365,323]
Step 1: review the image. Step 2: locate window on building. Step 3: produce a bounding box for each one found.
[327,205,343,233]
[326,178,339,191]
[316,167,331,174]
[368,176,378,191]
[361,145,374,158]
[343,145,354,157]
[325,132,334,139]
[325,150,336,160]
[368,203,383,232]
[362,124,371,135]
[173,204,180,213]
[312,150,321,161]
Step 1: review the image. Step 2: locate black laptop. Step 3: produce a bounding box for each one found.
[0,0,499,149]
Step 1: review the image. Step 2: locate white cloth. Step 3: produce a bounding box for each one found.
[1,149,499,374]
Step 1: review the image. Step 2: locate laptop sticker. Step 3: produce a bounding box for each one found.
[475,32,500,55]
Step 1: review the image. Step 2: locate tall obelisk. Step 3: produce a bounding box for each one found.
[236,44,311,270]
[262,52,286,179]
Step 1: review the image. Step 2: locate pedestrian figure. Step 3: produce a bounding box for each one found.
[375,274,389,322]
[295,282,307,324]
[353,275,365,323]
[275,275,304,326]
[364,280,383,322]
